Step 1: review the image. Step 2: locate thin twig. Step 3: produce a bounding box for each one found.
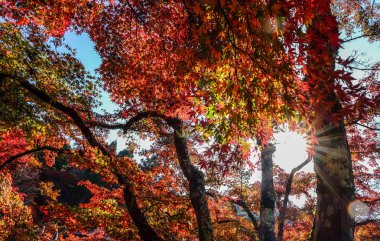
[355,122,380,131]
[342,33,380,43]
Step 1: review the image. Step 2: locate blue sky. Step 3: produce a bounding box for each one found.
[62,32,118,114]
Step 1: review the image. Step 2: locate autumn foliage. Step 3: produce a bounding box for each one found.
[0,1,379,241]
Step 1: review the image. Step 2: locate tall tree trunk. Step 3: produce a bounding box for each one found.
[171,120,214,241]
[306,2,355,241]
[259,144,276,241]
[312,119,355,241]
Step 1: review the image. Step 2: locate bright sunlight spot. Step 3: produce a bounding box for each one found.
[273,131,311,173]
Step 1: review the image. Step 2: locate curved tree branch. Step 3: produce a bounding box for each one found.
[86,120,126,130]
[277,157,312,241]
[0,146,63,170]
[0,73,164,241]
[123,111,174,132]
[348,66,380,72]
[18,78,111,157]
[0,73,111,157]
[237,199,260,237]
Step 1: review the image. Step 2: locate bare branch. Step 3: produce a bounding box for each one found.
[238,199,260,234]
[86,120,126,130]
[217,219,238,224]
[354,122,380,131]
[348,66,380,72]
[342,33,380,43]
[123,111,180,132]
[277,157,312,241]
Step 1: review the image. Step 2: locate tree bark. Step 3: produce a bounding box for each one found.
[306,2,355,241]
[259,144,276,241]
[170,119,214,241]
[312,120,355,241]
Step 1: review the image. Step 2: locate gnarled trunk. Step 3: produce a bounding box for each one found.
[259,144,276,241]
[171,120,214,241]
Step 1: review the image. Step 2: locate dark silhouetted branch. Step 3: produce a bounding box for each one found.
[0,73,164,241]
[355,122,380,131]
[87,121,126,130]
[0,73,110,158]
[342,33,380,43]
[238,200,260,234]
[0,146,63,170]
[124,112,214,241]
[277,157,312,241]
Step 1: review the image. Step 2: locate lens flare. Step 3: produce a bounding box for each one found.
[348,200,369,222]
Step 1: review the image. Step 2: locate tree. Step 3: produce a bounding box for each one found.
[279,1,379,240]
[1,1,379,240]
[304,2,356,240]
[0,24,166,240]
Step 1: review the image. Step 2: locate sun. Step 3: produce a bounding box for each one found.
[273,130,311,173]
